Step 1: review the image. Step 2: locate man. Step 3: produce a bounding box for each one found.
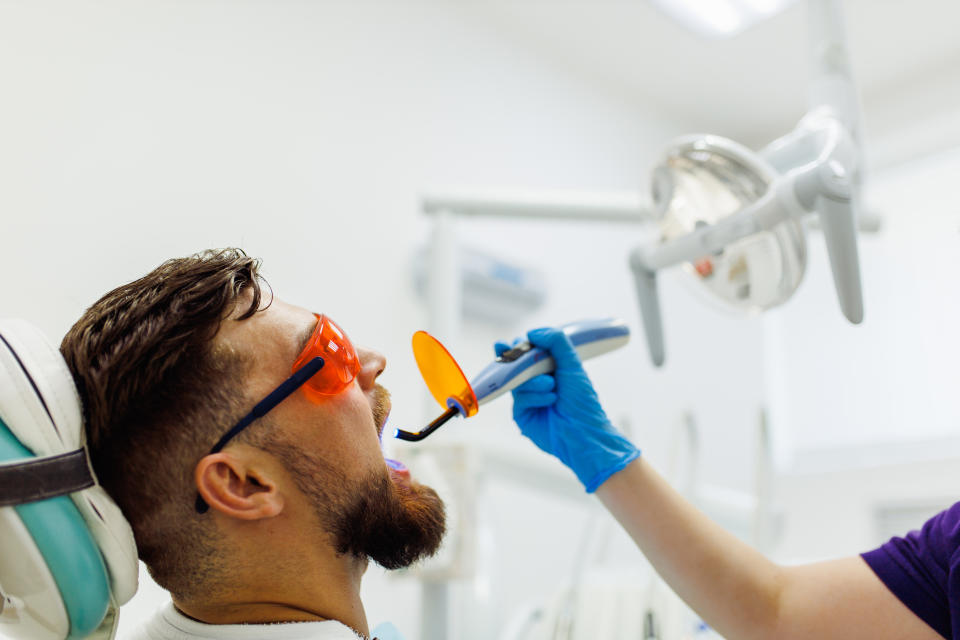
[501,329,950,639]
[62,248,444,639]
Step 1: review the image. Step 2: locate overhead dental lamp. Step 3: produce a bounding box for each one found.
[630,0,866,366]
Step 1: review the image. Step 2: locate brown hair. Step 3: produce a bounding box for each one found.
[61,248,268,599]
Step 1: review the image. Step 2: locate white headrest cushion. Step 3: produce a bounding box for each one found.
[0,319,75,455]
[0,319,139,605]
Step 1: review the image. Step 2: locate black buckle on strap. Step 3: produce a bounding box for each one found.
[0,449,95,506]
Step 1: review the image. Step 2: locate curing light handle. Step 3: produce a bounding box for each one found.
[470,317,631,406]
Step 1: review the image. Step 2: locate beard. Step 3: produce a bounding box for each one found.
[328,467,446,570]
[259,425,446,570]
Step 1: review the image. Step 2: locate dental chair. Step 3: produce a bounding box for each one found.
[0,319,138,640]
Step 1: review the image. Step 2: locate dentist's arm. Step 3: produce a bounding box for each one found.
[596,458,937,640]
[499,328,940,640]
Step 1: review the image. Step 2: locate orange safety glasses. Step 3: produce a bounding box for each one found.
[293,313,362,399]
[196,313,360,513]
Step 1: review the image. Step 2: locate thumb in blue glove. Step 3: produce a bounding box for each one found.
[495,327,640,492]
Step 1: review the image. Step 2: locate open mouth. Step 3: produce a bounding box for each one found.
[373,387,409,478]
[384,457,410,478]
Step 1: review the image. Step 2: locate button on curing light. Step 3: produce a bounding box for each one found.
[394,318,630,442]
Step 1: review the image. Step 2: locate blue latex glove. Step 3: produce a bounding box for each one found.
[496,327,640,492]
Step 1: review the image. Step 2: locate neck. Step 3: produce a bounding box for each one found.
[174,542,370,637]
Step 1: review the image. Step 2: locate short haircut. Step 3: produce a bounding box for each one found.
[61,248,267,599]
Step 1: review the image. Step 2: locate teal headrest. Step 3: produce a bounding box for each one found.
[0,417,111,638]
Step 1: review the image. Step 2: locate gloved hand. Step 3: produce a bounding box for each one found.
[496,327,640,492]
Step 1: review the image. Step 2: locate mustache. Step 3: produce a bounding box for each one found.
[372,384,391,436]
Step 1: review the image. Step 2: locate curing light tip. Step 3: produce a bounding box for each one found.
[393,406,460,442]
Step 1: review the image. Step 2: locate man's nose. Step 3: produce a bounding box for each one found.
[356,347,386,389]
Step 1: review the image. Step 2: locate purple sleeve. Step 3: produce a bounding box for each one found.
[861,502,960,640]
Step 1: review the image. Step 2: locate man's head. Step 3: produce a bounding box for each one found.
[61,249,445,601]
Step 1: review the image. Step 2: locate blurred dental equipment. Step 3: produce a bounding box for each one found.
[630,0,867,365]
[412,246,548,324]
[394,318,630,442]
[419,0,870,370]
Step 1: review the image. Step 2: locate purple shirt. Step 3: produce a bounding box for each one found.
[862,502,960,639]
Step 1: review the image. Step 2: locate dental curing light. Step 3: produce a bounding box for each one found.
[629,0,866,366]
[395,318,630,441]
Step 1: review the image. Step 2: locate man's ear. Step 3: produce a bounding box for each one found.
[195,449,284,520]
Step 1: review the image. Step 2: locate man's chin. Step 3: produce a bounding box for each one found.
[376,480,447,570]
[332,471,446,571]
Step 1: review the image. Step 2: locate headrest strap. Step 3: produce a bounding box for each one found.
[0,449,95,506]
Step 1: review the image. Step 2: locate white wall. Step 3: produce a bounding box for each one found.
[773,457,960,565]
[0,2,771,640]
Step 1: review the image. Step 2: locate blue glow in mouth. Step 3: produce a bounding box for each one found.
[384,457,408,472]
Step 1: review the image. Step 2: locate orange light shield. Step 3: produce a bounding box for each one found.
[411,331,478,417]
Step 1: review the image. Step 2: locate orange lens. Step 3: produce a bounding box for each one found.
[411,330,478,417]
[292,314,361,398]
